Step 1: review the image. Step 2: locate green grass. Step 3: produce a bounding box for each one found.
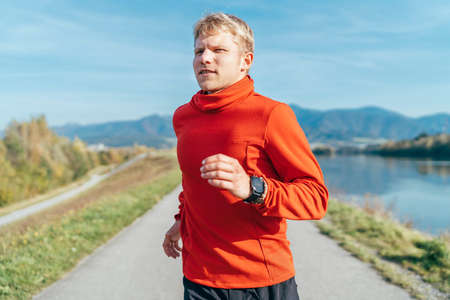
[0,159,180,300]
[316,198,450,299]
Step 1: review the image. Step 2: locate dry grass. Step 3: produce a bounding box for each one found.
[0,154,176,236]
[0,165,114,218]
[317,197,450,299]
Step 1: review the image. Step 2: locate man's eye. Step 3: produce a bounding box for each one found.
[195,50,204,55]
[215,49,226,53]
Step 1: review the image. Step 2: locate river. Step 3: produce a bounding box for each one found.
[316,154,450,235]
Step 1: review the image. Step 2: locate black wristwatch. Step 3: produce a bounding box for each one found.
[243,176,266,205]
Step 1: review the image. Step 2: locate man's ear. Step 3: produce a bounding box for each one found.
[241,52,254,73]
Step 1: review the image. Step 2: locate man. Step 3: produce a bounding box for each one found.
[163,13,328,300]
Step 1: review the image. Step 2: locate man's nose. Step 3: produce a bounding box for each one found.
[200,49,213,64]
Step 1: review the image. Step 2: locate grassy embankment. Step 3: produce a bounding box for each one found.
[0,164,114,218]
[0,116,135,208]
[0,150,181,300]
[316,197,449,299]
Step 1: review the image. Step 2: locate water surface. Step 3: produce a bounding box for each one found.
[316,155,450,235]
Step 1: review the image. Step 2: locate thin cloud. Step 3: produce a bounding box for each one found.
[0,0,448,130]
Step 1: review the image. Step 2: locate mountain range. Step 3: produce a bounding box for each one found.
[52,115,176,148]
[2,106,448,148]
[289,105,449,142]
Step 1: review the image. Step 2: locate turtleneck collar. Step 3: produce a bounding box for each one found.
[190,75,254,112]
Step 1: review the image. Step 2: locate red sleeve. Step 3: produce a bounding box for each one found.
[253,103,329,220]
[174,190,184,221]
[173,108,184,222]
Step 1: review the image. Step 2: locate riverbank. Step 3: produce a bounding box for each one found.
[312,133,450,159]
[0,151,180,299]
[369,133,450,159]
[316,197,449,299]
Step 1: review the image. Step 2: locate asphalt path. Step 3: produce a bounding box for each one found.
[0,153,148,228]
[33,184,412,300]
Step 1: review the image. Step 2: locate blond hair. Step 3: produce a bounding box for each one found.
[193,13,254,54]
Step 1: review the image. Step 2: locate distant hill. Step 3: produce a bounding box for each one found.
[367,133,450,158]
[290,105,449,142]
[52,115,175,148]
[50,106,449,147]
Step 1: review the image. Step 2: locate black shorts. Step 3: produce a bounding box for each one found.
[183,276,300,300]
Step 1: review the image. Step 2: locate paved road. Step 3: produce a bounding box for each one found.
[0,153,148,228]
[34,185,412,300]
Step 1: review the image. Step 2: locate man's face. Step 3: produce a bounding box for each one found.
[193,31,250,93]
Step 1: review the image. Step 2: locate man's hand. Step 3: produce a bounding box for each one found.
[200,153,251,199]
[163,220,182,259]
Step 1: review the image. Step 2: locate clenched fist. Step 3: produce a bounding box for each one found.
[200,153,251,199]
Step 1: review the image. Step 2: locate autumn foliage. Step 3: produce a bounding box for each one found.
[0,116,128,207]
[374,133,450,158]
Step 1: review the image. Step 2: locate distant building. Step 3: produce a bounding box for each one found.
[87,143,108,152]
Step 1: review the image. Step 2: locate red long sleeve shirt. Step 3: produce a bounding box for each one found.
[173,75,328,289]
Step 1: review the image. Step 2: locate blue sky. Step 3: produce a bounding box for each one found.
[1,0,449,130]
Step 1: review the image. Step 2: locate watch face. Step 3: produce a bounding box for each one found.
[251,176,264,195]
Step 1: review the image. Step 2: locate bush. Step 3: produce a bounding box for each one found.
[414,239,450,270]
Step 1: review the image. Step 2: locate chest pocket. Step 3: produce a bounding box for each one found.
[244,140,280,179]
[224,139,248,166]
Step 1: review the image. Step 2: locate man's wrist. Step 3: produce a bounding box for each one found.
[243,176,267,205]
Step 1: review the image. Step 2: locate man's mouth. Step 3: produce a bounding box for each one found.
[199,69,216,75]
